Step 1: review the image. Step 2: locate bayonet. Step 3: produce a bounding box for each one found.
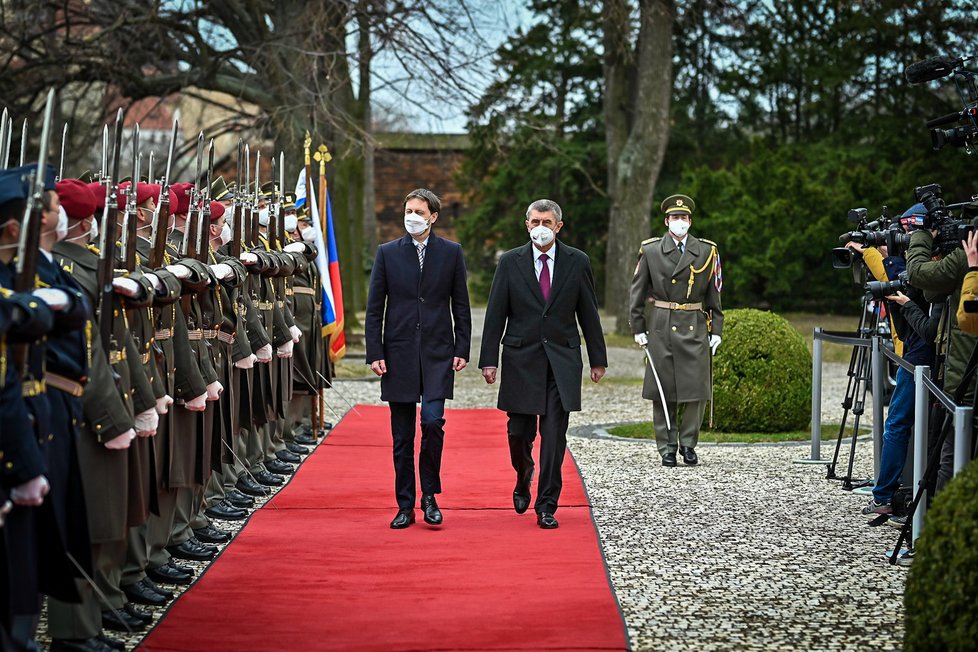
[278,151,286,245]
[122,124,140,271]
[182,131,204,258]
[2,116,13,169]
[18,118,27,167]
[100,125,108,182]
[97,108,125,352]
[147,151,154,185]
[196,138,214,262]
[0,110,6,169]
[230,139,243,258]
[252,150,261,247]
[57,122,67,181]
[149,117,178,268]
[268,154,278,250]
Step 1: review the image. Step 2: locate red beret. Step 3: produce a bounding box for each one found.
[119,182,162,207]
[86,181,107,213]
[209,200,226,222]
[56,179,98,221]
[171,182,194,215]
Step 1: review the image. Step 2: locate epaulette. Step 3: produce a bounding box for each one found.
[700,238,717,247]
[88,244,101,255]
[638,237,660,255]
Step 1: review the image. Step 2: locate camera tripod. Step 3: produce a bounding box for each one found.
[826,296,885,489]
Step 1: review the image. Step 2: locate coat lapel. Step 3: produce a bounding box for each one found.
[419,233,444,291]
[516,242,546,306]
[400,233,422,288]
[671,235,696,278]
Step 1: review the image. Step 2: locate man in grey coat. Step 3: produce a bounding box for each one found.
[629,194,724,467]
[479,199,607,529]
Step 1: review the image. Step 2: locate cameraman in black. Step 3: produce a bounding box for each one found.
[906,203,978,492]
[855,205,944,517]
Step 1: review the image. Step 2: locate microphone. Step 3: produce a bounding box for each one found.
[926,111,963,128]
[905,56,960,84]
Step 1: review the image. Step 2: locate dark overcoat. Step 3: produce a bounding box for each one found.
[365,233,471,403]
[479,241,608,414]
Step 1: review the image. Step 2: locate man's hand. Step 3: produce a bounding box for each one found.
[276,340,294,359]
[10,475,50,506]
[886,291,911,306]
[134,408,159,437]
[156,394,174,415]
[206,381,224,401]
[844,242,864,254]
[964,230,978,268]
[112,277,143,298]
[482,366,497,384]
[234,354,258,370]
[590,367,606,383]
[709,334,722,355]
[104,428,136,450]
[185,393,208,412]
[240,252,258,265]
[633,332,648,347]
[370,360,387,376]
[164,264,192,280]
[255,343,273,363]
[209,263,233,280]
[33,288,69,311]
[289,325,302,343]
[452,357,467,372]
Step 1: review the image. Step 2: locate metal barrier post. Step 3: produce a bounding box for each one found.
[912,365,929,545]
[871,337,884,482]
[796,328,829,464]
[953,406,973,476]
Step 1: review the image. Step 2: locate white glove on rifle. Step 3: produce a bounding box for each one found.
[633,332,648,347]
[10,475,50,506]
[240,252,258,265]
[289,325,302,343]
[134,408,159,437]
[185,393,208,412]
[143,273,162,291]
[709,335,721,355]
[33,288,69,311]
[206,381,224,401]
[165,264,192,280]
[234,354,258,370]
[209,263,234,280]
[283,242,305,254]
[104,429,136,451]
[156,394,174,415]
[276,340,294,359]
[111,277,142,298]
[255,343,273,363]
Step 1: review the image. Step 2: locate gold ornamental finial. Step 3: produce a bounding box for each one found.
[304,131,312,166]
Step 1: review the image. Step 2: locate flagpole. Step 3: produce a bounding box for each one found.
[302,132,322,437]
[313,142,334,435]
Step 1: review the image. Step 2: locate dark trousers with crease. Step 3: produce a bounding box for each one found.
[389,398,446,510]
[506,366,568,515]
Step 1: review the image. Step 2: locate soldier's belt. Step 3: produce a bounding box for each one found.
[217,330,235,345]
[108,349,127,365]
[187,329,204,341]
[155,329,172,341]
[45,373,83,397]
[285,288,294,296]
[21,379,46,397]
[203,329,218,340]
[651,300,703,311]
[293,287,316,296]
[257,301,273,310]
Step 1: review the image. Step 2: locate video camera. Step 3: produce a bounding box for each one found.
[904,55,978,154]
[866,270,909,301]
[833,206,910,271]
[909,183,976,255]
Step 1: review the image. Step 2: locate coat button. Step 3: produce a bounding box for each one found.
[689,325,694,331]
[671,279,677,284]
[543,338,548,343]
[420,297,425,303]
[671,326,677,331]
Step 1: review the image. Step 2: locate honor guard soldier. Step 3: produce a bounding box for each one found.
[629,194,723,467]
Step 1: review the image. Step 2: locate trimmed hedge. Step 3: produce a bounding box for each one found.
[712,309,811,432]
[904,458,978,651]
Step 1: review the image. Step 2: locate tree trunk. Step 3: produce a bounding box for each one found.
[603,0,675,335]
[359,9,377,259]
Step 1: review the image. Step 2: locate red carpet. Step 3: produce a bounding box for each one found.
[139,405,629,651]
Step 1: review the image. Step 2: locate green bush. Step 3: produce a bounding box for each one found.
[904,459,978,651]
[712,308,811,432]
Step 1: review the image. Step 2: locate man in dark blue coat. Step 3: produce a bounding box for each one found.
[365,188,471,529]
[479,199,608,529]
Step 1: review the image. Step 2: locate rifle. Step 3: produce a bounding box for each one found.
[17,118,27,167]
[0,108,7,169]
[251,150,261,247]
[96,108,125,353]
[230,139,243,258]
[57,122,67,182]
[149,117,178,269]
[243,143,252,249]
[268,154,278,251]
[147,151,154,185]
[99,125,108,182]
[121,123,140,272]
[1,114,13,169]
[278,151,286,246]
[181,132,204,259]
[196,139,214,263]
[12,89,56,375]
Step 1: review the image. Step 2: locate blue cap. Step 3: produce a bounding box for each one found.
[0,164,56,205]
[902,203,926,218]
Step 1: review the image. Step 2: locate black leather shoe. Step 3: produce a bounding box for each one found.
[225,488,255,508]
[204,500,248,521]
[188,537,219,555]
[264,459,294,475]
[50,637,116,652]
[323,422,333,430]
[537,512,559,529]
[679,446,699,465]
[147,562,192,585]
[286,442,310,455]
[276,449,302,464]
[254,470,284,486]
[167,539,216,562]
[390,510,415,529]
[122,579,168,606]
[101,608,146,632]
[420,494,443,525]
[124,602,154,625]
[194,524,232,544]
[294,433,316,445]
[236,475,270,496]
[513,465,534,515]
[97,633,127,651]
[662,452,677,467]
[168,559,195,576]
[141,577,174,600]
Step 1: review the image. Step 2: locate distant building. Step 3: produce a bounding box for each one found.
[374,133,470,243]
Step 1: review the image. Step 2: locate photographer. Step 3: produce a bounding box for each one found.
[956,230,978,334]
[905,205,978,491]
[844,241,904,357]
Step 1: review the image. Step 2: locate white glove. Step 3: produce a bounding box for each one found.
[104,428,136,450]
[209,263,234,280]
[10,475,50,506]
[276,340,294,359]
[156,394,174,415]
[33,288,69,311]
[240,252,258,265]
[134,408,159,437]
[283,242,305,254]
[709,334,722,355]
[185,392,208,412]
[289,325,302,343]
[234,354,257,370]
[165,264,192,280]
[206,381,224,401]
[143,272,162,291]
[255,343,273,363]
[112,277,142,298]
[633,332,648,347]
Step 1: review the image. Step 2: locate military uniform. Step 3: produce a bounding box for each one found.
[629,195,723,461]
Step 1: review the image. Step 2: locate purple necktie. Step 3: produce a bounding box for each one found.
[539,253,551,301]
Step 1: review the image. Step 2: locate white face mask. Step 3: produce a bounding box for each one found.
[668,219,690,238]
[258,208,270,226]
[284,214,297,233]
[219,223,232,246]
[88,216,99,242]
[55,206,69,241]
[301,226,316,244]
[529,225,555,247]
[404,213,429,236]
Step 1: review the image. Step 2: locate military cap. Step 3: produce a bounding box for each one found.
[56,179,98,220]
[86,181,107,213]
[209,200,226,222]
[283,191,296,211]
[0,164,56,205]
[211,175,231,202]
[77,170,95,184]
[171,182,194,215]
[660,194,695,216]
[119,181,160,207]
[295,196,311,221]
[259,181,279,198]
